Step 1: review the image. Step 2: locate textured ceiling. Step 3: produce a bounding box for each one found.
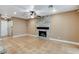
[0,5,78,19]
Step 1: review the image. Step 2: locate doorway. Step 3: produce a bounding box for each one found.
[0,19,13,38]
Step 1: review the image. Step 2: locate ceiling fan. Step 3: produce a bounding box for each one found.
[29,10,37,18]
[25,10,40,18]
[24,5,53,19]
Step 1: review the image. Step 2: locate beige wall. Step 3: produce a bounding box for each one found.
[12,17,28,35]
[27,19,37,35]
[50,11,79,42]
[27,11,79,42]
[7,11,79,42]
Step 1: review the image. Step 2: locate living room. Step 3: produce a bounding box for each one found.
[0,5,79,54]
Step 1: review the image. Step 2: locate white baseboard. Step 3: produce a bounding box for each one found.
[13,34,79,45]
[13,34,37,38]
[49,38,79,45]
[13,34,27,38]
[26,34,37,37]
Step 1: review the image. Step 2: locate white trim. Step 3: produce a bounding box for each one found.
[13,34,79,45]
[13,34,27,38]
[49,38,79,45]
[26,34,37,37]
[13,34,37,38]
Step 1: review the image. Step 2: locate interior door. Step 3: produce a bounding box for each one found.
[1,20,8,37]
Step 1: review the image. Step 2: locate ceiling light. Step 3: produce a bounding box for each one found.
[14,12,16,15]
[1,14,11,19]
[31,16,34,18]
[53,8,56,12]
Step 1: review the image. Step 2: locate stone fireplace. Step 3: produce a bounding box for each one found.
[36,16,52,38]
[37,27,49,37]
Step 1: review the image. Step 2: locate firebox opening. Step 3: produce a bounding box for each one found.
[39,31,47,37]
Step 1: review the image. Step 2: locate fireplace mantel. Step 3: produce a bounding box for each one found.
[37,27,49,30]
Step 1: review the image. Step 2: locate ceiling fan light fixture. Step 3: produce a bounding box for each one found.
[31,15,34,18]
